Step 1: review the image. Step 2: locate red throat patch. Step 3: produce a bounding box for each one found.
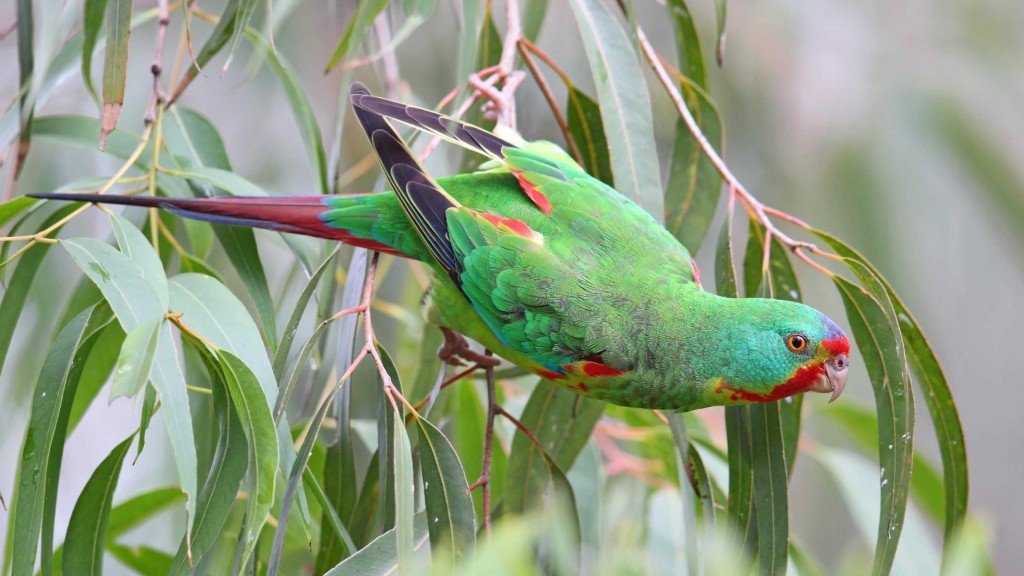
[717,363,827,403]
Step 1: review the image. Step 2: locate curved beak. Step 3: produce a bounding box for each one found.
[808,353,849,402]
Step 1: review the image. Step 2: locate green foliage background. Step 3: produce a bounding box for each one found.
[1,0,1016,573]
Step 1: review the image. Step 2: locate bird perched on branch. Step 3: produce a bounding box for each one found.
[31,83,850,411]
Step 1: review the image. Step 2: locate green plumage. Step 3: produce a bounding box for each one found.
[30,86,851,411]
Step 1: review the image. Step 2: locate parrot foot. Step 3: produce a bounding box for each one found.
[438,327,501,368]
[469,69,527,129]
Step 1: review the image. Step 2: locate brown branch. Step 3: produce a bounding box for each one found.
[635,27,841,270]
[145,0,171,126]
[517,40,582,164]
[466,354,498,534]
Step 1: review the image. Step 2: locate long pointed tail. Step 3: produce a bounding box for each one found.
[28,192,404,256]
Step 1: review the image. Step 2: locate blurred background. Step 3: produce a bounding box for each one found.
[1,0,1021,571]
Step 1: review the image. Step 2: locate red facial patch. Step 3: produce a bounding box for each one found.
[719,363,827,403]
[511,170,553,215]
[821,336,851,356]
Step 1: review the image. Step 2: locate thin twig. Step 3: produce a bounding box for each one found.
[466,356,498,534]
[145,0,171,126]
[635,27,841,272]
[517,40,582,163]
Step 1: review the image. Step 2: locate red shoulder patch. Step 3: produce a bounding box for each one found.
[511,169,553,215]
[563,360,627,378]
[477,212,543,243]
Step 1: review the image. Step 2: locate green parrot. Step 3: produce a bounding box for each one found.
[31,83,850,411]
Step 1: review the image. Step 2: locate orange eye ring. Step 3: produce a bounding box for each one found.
[786,334,808,352]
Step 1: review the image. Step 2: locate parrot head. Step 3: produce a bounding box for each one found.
[702,298,851,407]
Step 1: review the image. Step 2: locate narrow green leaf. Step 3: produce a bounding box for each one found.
[174,0,240,93]
[667,0,707,89]
[376,347,403,536]
[324,513,429,576]
[136,383,157,459]
[0,206,78,379]
[213,350,279,568]
[16,0,34,177]
[268,356,355,575]
[566,87,614,186]
[324,0,389,72]
[348,451,382,550]
[63,432,137,576]
[272,247,338,378]
[716,215,756,556]
[568,0,664,220]
[68,322,125,433]
[0,197,36,227]
[415,418,476,563]
[10,304,113,576]
[815,228,967,543]
[665,81,723,255]
[81,0,109,101]
[1,9,159,152]
[749,401,789,575]
[150,323,198,542]
[109,317,162,400]
[667,414,700,575]
[168,375,248,574]
[832,271,914,576]
[393,414,415,574]
[100,0,133,145]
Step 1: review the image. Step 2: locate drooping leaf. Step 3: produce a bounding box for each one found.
[665,81,723,255]
[149,323,199,543]
[168,374,248,574]
[9,304,113,576]
[415,417,476,563]
[109,317,162,400]
[667,0,707,89]
[63,432,137,576]
[100,0,133,146]
[568,0,664,220]
[815,228,967,544]
[566,87,614,187]
[211,350,279,568]
[0,206,79,379]
[748,401,789,575]
[324,0,389,73]
[81,0,108,101]
[831,269,914,576]
[393,412,416,573]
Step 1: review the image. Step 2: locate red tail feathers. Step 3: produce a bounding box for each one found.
[28,192,402,256]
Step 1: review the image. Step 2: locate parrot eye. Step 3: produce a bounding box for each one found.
[786,334,809,353]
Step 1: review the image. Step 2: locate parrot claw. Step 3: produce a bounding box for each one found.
[438,327,502,368]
